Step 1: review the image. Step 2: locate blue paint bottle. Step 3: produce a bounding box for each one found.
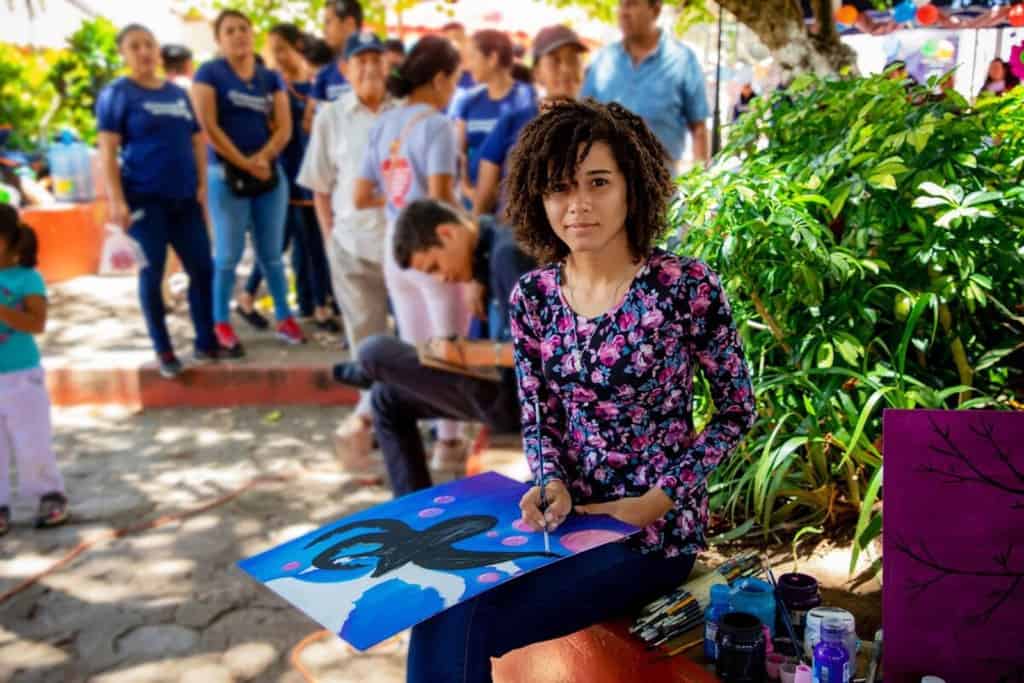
[813,619,851,683]
[703,584,732,661]
[731,577,777,637]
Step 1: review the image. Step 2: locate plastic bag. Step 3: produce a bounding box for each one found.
[99,223,147,275]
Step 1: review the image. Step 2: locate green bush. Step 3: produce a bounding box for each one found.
[47,17,121,145]
[669,73,1024,570]
[0,44,60,152]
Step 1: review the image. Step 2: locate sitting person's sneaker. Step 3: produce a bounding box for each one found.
[214,323,245,358]
[334,414,377,472]
[276,317,306,345]
[0,505,9,536]
[332,361,373,389]
[237,306,269,330]
[158,352,184,379]
[36,492,69,529]
[431,439,470,473]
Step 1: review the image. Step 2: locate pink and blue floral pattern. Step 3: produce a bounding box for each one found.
[510,249,757,557]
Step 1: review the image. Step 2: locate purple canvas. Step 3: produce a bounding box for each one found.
[239,472,639,651]
[884,409,1024,682]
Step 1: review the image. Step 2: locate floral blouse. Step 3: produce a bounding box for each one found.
[509,249,757,557]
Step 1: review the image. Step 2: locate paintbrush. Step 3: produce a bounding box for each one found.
[764,563,801,654]
[533,394,550,553]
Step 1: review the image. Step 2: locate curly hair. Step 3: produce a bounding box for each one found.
[503,99,674,265]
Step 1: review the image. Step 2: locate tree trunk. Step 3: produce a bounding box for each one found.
[715,0,857,77]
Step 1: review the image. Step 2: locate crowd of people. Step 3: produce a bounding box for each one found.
[1,2,761,679]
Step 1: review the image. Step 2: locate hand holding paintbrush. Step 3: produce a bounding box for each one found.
[518,394,572,541]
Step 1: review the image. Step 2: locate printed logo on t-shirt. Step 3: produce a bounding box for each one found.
[467,118,499,135]
[326,83,351,101]
[227,89,271,113]
[380,157,413,209]
[142,98,193,121]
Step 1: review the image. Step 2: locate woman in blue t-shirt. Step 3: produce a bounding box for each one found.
[96,24,217,378]
[239,24,339,334]
[473,25,587,218]
[453,30,535,206]
[193,9,305,355]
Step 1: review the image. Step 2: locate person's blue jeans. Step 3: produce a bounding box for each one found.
[125,194,216,355]
[207,163,291,323]
[245,204,332,316]
[407,542,695,682]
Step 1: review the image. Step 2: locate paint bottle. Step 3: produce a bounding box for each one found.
[731,577,778,637]
[794,664,813,683]
[776,572,820,641]
[921,678,947,683]
[812,619,851,683]
[715,611,767,682]
[804,607,857,661]
[704,583,732,661]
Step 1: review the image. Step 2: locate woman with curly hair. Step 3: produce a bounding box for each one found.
[405,99,756,681]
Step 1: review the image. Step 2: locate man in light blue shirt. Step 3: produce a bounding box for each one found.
[581,0,709,166]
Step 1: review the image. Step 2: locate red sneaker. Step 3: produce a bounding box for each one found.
[214,322,245,358]
[276,317,306,345]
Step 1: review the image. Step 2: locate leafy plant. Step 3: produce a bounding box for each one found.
[669,72,1024,571]
[46,17,122,144]
[0,44,59,152]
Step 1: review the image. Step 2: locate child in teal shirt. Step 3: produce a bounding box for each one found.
[0,204,68,535]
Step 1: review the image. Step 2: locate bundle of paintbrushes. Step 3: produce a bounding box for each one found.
[631,550,764,649]
[630,584,704,647]
[717,550,761,584]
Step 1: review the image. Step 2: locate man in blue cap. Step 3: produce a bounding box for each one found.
[299,31,398,466]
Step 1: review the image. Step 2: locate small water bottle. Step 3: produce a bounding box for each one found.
[48,130,75,202]
[813,618,851,683]
[703,584,731,661]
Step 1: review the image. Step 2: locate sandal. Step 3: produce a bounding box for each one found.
[0,506,9,536]
[36,492,69,529]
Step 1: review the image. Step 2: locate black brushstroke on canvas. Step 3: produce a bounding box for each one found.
[304,515,560,578]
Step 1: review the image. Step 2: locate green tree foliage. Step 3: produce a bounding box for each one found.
[669,74,1024,568]
[0,44,58,151]
[46,17,122,144]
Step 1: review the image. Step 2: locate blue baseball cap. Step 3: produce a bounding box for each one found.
[345,32,384,60]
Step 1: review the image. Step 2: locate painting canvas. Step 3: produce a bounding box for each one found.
[239,471,638,651]
[884,409,1024,682]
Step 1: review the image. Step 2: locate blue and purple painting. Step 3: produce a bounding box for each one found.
[239,472,638,650]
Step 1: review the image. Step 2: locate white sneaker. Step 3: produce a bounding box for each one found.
[430,439,470,473]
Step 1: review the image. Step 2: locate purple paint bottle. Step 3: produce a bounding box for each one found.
[812,619,851,683]
[776,572,820,641]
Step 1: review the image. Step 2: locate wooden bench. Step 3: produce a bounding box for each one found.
[470,428,718,683]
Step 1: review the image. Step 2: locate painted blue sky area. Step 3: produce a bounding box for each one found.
[238,472,638,650]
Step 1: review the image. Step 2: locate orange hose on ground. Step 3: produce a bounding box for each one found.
[290,629,335,683]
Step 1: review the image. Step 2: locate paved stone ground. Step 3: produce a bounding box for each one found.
[0,405,408,683]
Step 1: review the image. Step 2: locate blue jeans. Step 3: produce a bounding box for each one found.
[125,194,215,355]
[407,542,695,683]
[207,164,291,323]
[245,204,332,316]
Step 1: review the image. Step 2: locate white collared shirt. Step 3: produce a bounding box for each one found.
[298,90,394,263]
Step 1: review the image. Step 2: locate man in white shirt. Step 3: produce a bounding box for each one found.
[299,32,395,463]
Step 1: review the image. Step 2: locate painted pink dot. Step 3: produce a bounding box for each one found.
[433,496,455,504]
[512,519,536,533]
[477,572,502,584]
[418,507,445,518]
[486,531,499,538]
[560,530,625,553]
[282,561,301,571]
[502,535,529,547]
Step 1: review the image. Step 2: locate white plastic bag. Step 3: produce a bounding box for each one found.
[99,222,147,275]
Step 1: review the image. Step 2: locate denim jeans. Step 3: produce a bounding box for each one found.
[407,541,695,683]
[206,164,291,323]
[357,335,520,497]
[245,204,332,316]
[125,194,215,355]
